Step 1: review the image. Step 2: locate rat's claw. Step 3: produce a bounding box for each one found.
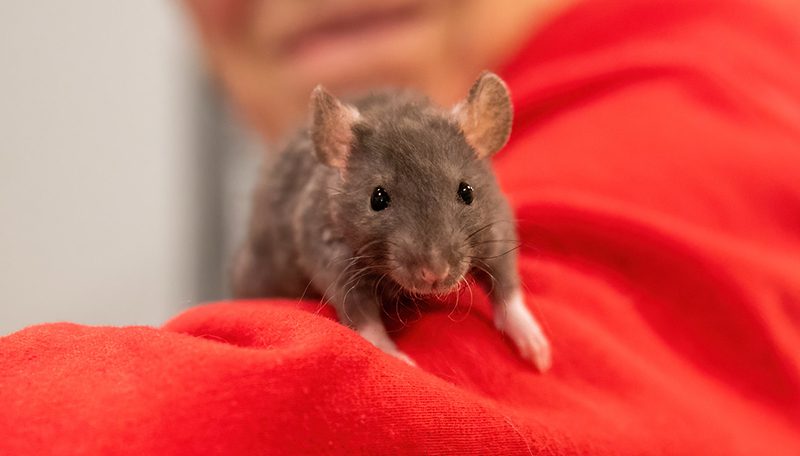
[508,325,551,372]
[388,350,417,366]
[495,292,552,372]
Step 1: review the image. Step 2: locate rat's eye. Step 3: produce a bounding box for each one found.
[370,186,391,211]
[457,182,474,205]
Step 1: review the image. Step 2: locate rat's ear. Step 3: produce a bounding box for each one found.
[452,71,513,159]
[310,85,360,168]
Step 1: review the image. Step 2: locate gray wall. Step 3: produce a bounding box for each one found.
[0,2,234,335]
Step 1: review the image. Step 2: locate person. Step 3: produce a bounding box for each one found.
[1,0,799,454]
[180,0,575,139]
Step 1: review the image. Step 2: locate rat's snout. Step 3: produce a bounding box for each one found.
[391,244,461,293]
[418,264,451,286]
[408,255,452,291]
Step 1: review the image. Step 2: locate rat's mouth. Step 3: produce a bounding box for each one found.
[409,282,463,296]
[389,270,466,296]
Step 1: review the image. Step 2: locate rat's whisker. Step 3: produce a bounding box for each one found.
[464,277,475,320]
[394,287,406,327]
[470,259,497,295]
[465,221,496,241]
[467,245,521,261]
[447,275,464,321]
[470,239,521,246]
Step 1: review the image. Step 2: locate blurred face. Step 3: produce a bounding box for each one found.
[183,0,570,139]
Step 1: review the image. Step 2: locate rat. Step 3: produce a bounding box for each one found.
[232,71,551,372]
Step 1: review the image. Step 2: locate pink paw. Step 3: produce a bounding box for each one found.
[494,292,552,372]
[358,321,416,367]
[387,349,417,366]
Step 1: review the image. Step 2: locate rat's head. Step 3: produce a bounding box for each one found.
[310,72,513,294]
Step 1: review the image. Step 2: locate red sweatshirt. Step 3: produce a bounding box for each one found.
[2,0,799,454]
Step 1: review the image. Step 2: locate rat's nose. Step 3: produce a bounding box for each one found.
[419,265,450,285]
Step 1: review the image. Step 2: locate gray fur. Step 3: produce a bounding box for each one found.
[232,72,547,368]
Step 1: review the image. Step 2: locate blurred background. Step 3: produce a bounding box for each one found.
[0,2,259,334]
[6,0,791,336]
[1,0,546,335]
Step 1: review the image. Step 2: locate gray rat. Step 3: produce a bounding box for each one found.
[232,72,551,372]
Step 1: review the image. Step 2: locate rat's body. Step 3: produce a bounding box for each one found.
[233,73,551,371]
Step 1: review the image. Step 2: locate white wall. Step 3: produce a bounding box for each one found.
[0,2,199,334]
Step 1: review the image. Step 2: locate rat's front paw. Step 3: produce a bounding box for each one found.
[357,321,416,366]
[494,292,552,372]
